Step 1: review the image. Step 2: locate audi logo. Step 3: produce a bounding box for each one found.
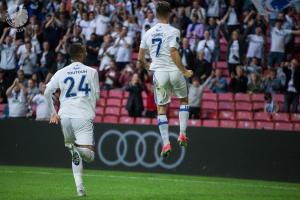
[97,130,186,169]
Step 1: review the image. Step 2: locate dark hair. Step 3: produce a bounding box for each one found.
[264,93,272,101]
[156,1,171,19]
[68,44,86,61]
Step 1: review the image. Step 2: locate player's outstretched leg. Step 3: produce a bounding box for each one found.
[178,100,189,147]
[66,144,86,197]
[157,114,171,158]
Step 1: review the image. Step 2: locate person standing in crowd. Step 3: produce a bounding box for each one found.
[221,0,240,34]
[31,83,51,121]
[264,93,279,113]
[125,73,144,117]
[179,38,195,73]
[209,69,228,93]
[262,69,283,94]
[196,30,215,71]
[0,70,8,104]
[6,78,27,118]
[18,42,37,79]
[229,66,248,93]
[186,14,204,50]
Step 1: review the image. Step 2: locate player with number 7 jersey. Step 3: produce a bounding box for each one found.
[44,44,99,197]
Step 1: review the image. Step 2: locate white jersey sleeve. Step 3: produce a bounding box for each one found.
[168,29,180,49]
[45,72,60,115]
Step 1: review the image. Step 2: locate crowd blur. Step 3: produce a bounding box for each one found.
[0,0,300,120]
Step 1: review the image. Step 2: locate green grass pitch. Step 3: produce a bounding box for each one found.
[0,165,299,200]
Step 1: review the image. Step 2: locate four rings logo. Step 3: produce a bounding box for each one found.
[97,130,186,169]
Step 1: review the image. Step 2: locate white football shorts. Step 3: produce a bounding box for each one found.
[60,118,94,146]
[153,71,188,105]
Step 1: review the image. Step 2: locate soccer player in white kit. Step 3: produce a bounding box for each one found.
[138,1,193,158]
[44,44,100,197]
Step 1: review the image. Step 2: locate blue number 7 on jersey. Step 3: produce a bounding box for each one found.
[64,75,91,98]
[152,38,162,57]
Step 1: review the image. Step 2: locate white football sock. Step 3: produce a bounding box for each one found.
[157,115,169,146]
[70,148,83,189]
[179,105,189,135]
[77,147,95,163]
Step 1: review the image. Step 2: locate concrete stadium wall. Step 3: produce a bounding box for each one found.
[0,119,299,182]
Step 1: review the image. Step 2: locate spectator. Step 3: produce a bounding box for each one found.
[206,17,221,62]
[0,27,16,85]
[0,70,8,103]
[98,34,115,73]
[247,73,263,94]
[206,0,221,18]
[262,69,283,94]
[209,69,228,93]
[119,64,134,87]
[27,78,39,102]
[194,51,211,80]
[190,0,206,23]
[264,93,279,113]
[31,83,51,121]
[144,84,157,118]
[43,14,61,49]
[283,59,300,113]
[186,14,204,49]
[36,41,55,81]
[243,58,262,77]
[268,17,300,68]
[245,26,265,64]
[104,61,120,90]
[141,9,157,38]
[16,69,28,87]
[189,75,212,119]
[179,38,195,71]
[125,74,144,117]
[86,33,101,66]
[6,79,27,118]
[18,42,37,78]
[229,66,248,93]
[95,6,110,42]
[68,25,85,45]
[196,30,215,69]
[221,0,241,34]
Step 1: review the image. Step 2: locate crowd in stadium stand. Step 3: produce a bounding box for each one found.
[0,0,300,121]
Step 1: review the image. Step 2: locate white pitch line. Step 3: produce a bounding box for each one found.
[1,169,300,192]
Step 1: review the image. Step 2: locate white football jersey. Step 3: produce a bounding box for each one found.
[140,23,180,72]
[46,62,100,119]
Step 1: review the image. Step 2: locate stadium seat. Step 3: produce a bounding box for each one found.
[169,99,180,109]
[218,101,235,111]
[142,91,147,99]
[216,61,227,69]
[237,121,255,129]
[103,116,118,124]
[94,116,102,123]
[188,119,202,127]
[274,122,293,131]
[253,102,265,112]
[251,94,264,102]
[220,120,237,128]
[100,90,108,98]
[235,102,253,111]
[236,111,253,120]
[106,98,122,107]
[272,113,290,122]
[109,90,123,98]
[202,101,218,110]
[293,123,300,131]
[135,117,152,125]
[122,99,128,106]
[169,109,179,118]
[218,93,233,101]
[200,110,218,119]
[95,107,104,116]
[169,118,180,126]
[120,107,128,116]
[119,116,135,124]
[96,98,106,107]
[255,121,274,130]
[202,120,219,127]
[235,93,251,102]
[151,118,157,125]
[202,93,217,101]
[124,92,129,98]
[105,107,120,116]
[254,112,271,121]
[290,114,300,122]
[274,94,284,103]
[219,111,235,120]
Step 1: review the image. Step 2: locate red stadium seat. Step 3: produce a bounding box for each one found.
[103,116,119,124]
[290,114,300,122]
[135,118,152,125]
[294,123,300,131]
[169,109,179,118]
[95,107,104,116]
[255,121,274,130]
[274,122,293,131]
[106,98,122,107]
[237,121,255,129]
[251,94,264,102]
[218,93,233,101]
[120,107,128,116]
[219,111,235,120]
[0,104,6,112]
[94,116,102,123]
[105,107,120,116]
[109,90,123,98]
[235,102,253,111]
[169,118,180,126]
[272,113,290,122]
[201,101,218,110]
[218,101,235,111]
[124,92,129,98]
[216,61,227,69]
[119,116,135,124]
[220,120,237,128]
[236,111,253,120]
[96,98,106,107]
[202,120,219,127]
[202,93,217,101]
[274,94,284,103]
[152,118,157,125]
[122,99,128,106]
[254,112,271,121]
[142,91,147,99]
[188,119,201,127]
[235,93,251,102]
[169,99,180,109]
[200,110,218,119]
[253,102,265,112]
[100,90,108,98]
